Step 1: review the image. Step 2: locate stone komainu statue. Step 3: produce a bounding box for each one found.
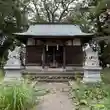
[20,44,26,67]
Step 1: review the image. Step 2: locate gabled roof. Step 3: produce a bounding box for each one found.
[14,24,93,37]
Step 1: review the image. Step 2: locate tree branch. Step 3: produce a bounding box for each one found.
[51,2,60,22]
[58,0,74,22]
[32,0,41,21]
[43,0,51,22]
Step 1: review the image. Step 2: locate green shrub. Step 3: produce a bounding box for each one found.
[101,68,110,84]
[0,69,4,80]
[0,80,39,110]
[70,82,110,110]
[74,72,82,83]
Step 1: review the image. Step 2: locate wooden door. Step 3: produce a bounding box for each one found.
[45,46,63,67]
[26,46,43,65]
[65,46,83,66]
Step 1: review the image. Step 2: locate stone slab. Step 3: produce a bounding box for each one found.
[83,66,102,70]
[4,66,21,69]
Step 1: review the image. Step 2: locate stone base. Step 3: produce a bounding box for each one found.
[83,66,102,83]
[4,67,22,81]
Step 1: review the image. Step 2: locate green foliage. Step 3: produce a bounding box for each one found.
[101,43,110,65]
[74,72,82,83]
[0,0,28,68]
[101,68,110,84]
[70,82,110,110]
[0,80,47,110]
[90,0,108,16]
[73,0,110,34]
[0,0,25,33]
[73,0,110,67]
[0,69,4,81]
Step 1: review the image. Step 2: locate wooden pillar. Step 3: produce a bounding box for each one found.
[63,45,66,69]
[42,45,45,69]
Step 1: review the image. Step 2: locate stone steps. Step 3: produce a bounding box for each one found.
[22,67,84,81]
[22,72,84,82]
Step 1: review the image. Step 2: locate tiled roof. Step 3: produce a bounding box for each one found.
[14,24,93,37]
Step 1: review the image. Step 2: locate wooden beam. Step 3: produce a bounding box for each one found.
[42,45,45,69]
[63,45,66,69]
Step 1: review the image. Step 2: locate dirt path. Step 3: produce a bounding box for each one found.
[37,82,74,110]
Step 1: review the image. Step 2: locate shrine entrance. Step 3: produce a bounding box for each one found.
[45,46,63,68]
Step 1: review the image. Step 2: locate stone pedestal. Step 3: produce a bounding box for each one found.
[4,66,22,81]
[83,66,102,83]
[4,46,22,81]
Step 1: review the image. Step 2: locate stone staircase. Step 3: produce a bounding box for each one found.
[22,68,84,82]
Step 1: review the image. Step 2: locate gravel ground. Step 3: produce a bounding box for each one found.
[37,82,74,110]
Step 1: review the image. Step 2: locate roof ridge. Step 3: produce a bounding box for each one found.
[30,23,78,26]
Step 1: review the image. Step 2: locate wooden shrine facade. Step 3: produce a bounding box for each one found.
[15,24,93,70]
[26,38,84,69]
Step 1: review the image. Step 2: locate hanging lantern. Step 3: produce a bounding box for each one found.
[57,44,59,50]
[46,44,48,51]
